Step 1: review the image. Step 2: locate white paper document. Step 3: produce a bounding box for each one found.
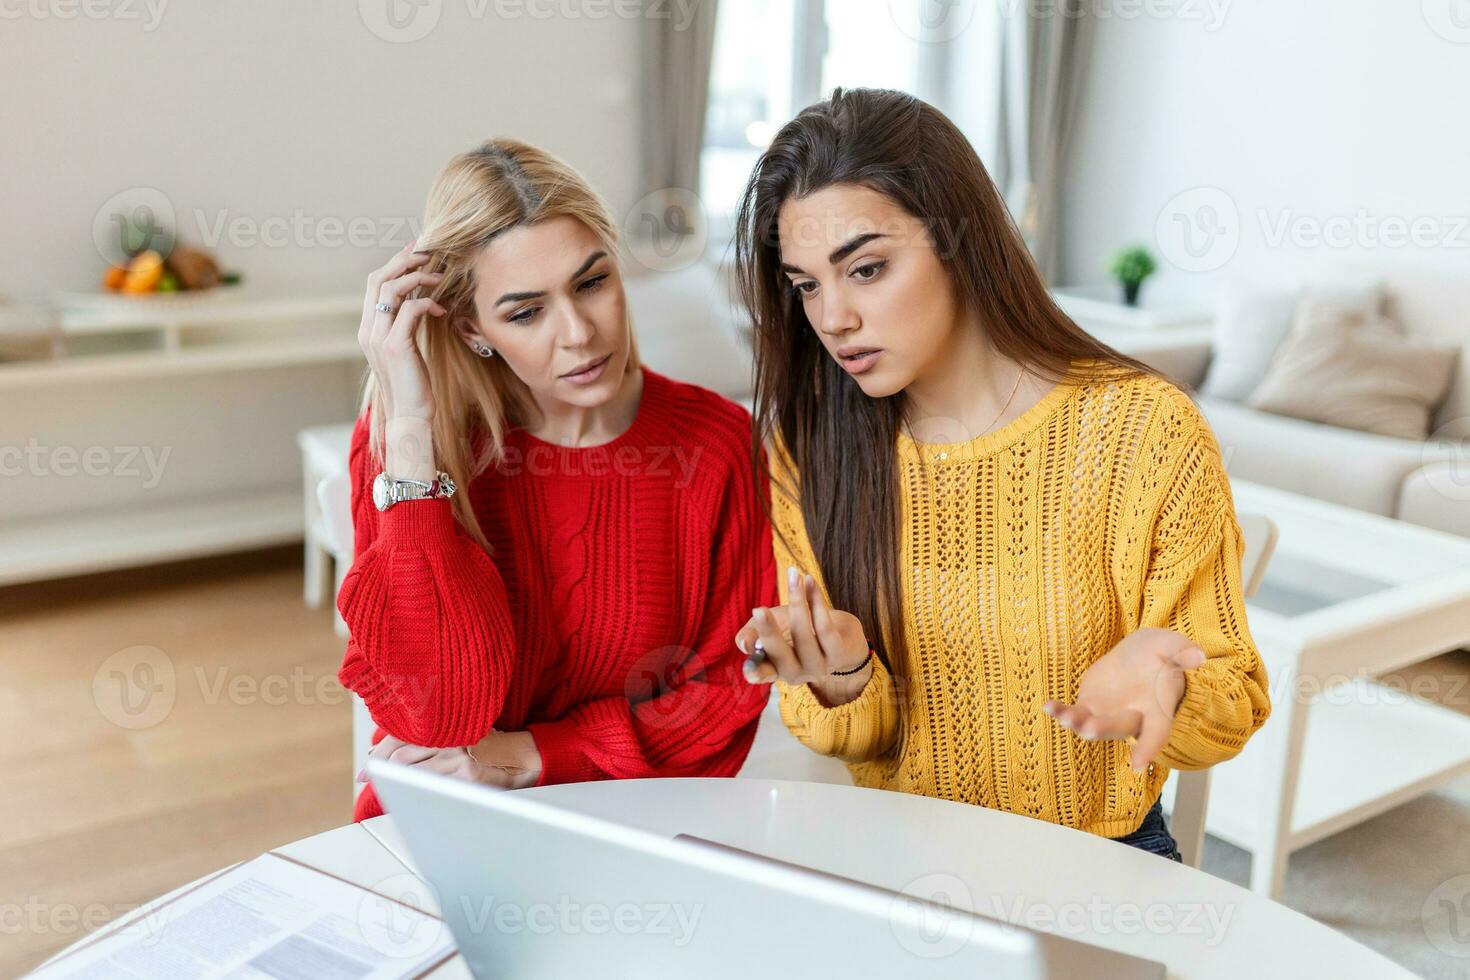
[32,851,456,979]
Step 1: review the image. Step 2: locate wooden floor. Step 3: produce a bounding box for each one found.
[2,545,1468,976]
[0,546,352,977]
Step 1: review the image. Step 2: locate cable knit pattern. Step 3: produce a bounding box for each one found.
[773,361,1272,838]
[338,369,776,821]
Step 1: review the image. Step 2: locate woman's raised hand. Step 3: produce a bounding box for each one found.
[360,239,445,422]
[736,567,873,705]
[360,240,446,478]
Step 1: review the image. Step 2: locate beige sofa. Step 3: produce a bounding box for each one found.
[1110,274,1470,539]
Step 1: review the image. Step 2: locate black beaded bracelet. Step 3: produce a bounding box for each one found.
[828,648,874,677]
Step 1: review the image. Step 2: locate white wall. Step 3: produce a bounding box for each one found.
[0,1,644,297]
[1061,0,1470,305]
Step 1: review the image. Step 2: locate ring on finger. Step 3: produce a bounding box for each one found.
[750,640,766,662]
[375,302,395,314]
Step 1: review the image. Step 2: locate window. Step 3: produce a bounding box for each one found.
[819,3,921,95]
[700,0,930,217]
[701,0,798,221]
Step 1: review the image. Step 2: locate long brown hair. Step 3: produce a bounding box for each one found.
[733,87,1163,692]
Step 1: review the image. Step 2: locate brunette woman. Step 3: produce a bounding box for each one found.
[733,88,1270,861]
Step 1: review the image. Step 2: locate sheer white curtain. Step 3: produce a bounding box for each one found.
[637,0,721,244]
[996,3,1096,284]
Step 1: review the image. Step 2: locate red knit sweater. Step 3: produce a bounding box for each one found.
[337,369,776,821]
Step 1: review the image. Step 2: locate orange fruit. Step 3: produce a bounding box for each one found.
[102,265,128,290]
[121,250,164,293]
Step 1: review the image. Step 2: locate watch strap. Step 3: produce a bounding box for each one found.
[375,470,457,511]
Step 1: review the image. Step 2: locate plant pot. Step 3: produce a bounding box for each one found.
[1122,280,1142,306]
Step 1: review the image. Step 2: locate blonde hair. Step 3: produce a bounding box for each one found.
[360,137,639,553]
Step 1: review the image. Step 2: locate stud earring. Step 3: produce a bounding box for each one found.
[472,341,495,358]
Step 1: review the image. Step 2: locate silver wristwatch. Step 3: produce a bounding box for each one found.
[372,470,457,512]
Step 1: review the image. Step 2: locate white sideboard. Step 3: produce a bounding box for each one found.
[0,289,364,586]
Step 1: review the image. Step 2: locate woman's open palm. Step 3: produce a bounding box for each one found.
[1042,627,1206,772]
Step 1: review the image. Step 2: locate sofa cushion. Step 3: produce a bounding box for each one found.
[1398,461,1470,537]
[623,263,754,401]
[1197,394,1442,518]
[1381,274,1470,440]
[1199,278,1381,402]
[1245,298,1460,441]
[1198,286,1300,401]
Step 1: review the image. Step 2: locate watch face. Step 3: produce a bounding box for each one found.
[372,473,389,511]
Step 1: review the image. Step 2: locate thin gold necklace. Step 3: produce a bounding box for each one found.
[907,365,1028,462]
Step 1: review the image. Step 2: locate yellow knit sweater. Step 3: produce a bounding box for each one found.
[772,363,1272,838]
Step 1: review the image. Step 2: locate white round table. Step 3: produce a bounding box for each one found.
[41,777,1411,978]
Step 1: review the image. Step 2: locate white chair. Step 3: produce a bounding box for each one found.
[313,468,373,805]
[299,424,363,795]
[1169,511,1279,868]
[296,422,355,612]
[315,470,354,638]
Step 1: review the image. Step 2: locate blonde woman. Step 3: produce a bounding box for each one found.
[339,138,775,821]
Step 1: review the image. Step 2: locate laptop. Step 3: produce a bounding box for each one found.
[367,760,1167,979]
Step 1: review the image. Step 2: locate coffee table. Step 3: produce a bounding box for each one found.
[1163,478,1470,899]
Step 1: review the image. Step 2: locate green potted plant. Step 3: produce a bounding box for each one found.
[1108,245,1157,307]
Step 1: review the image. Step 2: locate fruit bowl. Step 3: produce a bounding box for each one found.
[94,244,241,303]
[53,283,246,313]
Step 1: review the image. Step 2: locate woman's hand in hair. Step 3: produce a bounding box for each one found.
[1041,627,1208,773]
[735,567,874,708]
[360,239,447,480]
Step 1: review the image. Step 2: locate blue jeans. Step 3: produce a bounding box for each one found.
[1109,799,1183,862]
